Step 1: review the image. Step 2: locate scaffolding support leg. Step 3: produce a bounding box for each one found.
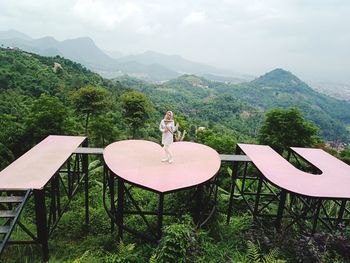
[157,193,164,239]
[227,146,241,224]
[253,175,263,220]
[337,200,346,226]
[312,199,322,234]
[108,169,116,233]
[117,178,124,239]
[34,189,49,262]
[276,190,287,230]
[195,185,203,226]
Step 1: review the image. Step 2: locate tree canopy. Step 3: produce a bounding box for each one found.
[71,85,112,135]
[119,91,155,139]
[258,108,321,153]
[25,94,68,143]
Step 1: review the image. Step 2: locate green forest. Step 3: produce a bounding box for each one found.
[115,70,350,143]
[1,48,350,262]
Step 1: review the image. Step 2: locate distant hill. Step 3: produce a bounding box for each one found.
[0,29,32,41]
[220,69,350,142]
[115,69,350,142]
[0,30,248,82]
[117,50,250,82]
[1,45,348,145]
[115,74,259,139]
[0,32,115,67]
[105,50,124,59]
[0,46,127,97]
[0,31,179,81]
[118,51,212,73]
[201,73,252,84]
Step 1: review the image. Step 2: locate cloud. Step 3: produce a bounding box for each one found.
[0,0,349,82]
[182,11,207,26]
[136,24,161,35]
[72,1,142,30]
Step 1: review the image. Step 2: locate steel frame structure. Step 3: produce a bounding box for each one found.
[227,145,350,235]
[282,151,350,232]
[0,139,89,262]
[227,146,285,226]
[102,164,219,242]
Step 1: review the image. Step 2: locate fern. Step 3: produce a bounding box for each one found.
[247,241,261,263]
[262,248,277,263]
[152,220,199,263]
[149,254,157,263]
[112,241,137,263]
[262,248,286,263]
[245,241,286,263]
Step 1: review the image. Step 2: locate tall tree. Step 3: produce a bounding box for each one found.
[0,142,14,170]
[195,129,236,154]
[71,86,112,135]
[119,91,155,139]
[258,108,320,153]
[25,94,68,143]
[89,113,119,147]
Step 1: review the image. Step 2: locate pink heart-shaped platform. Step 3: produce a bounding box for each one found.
[103,140,221,193]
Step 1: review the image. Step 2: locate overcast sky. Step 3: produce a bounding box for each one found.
[0,0,349,83]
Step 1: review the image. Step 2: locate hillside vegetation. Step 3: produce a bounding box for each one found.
[116,69,350,143]
[0,47,129,167]
[1,48,350,262]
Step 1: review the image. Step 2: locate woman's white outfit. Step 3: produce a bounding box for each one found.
[159,119,177,162]
[159,119,176,145]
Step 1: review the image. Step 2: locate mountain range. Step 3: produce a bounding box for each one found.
[0,29,249,82]
[1,43,349,142]
[1,30,349,142]
[116,69,350,143]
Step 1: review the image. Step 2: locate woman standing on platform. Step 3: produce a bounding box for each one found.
[159,111,179,163]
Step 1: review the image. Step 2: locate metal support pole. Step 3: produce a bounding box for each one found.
[227,146,242,224]
[337,200,347,226]
[157,193,164,239]
[117,178,125,239]
[276,190,287,230]
[241,162,248,192]
[286,149,292,161]
[253,175,263,220]
[83,139,89,226]
[108,168,116,233]
[67,158,72,197]
[213,177,219,204]
[34,189,49,262]
[56,175,61,216]
[312,199,322,234]
[51,178,57,224]
[195,185,203,226]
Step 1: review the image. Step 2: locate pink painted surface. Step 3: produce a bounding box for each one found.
[104,140,221,193]
[0,135,86,190]
[238,144,350,198]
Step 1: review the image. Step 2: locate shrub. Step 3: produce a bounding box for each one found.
[151,218,200,262]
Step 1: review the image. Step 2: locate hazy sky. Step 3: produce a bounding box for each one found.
[0,0,349,83]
